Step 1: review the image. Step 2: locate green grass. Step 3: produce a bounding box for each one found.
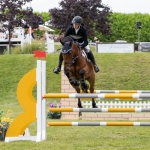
[1,46,150,149]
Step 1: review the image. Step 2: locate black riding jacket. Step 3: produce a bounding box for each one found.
[64,24,88,48]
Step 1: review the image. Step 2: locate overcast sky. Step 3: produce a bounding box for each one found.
[23,0,150,14]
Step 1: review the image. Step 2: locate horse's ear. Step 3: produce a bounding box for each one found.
[60,39,65,45]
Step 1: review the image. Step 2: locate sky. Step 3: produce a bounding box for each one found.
[23,0,150,14]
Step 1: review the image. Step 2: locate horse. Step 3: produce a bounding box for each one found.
[60,36,97,115]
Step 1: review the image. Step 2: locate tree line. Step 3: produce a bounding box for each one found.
[96,12,150,42]
[39,11,150,43]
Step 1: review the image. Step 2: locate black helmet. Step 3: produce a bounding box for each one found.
[72,16,83,24]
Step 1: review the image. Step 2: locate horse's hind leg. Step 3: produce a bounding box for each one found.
[92,98,97,108]
[79,69,89,92]
[78,97,83,117]
[73,86,83,117]
[73,86,83,108]
[78,98,83,108]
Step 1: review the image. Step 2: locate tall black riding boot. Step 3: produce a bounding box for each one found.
[87,51,100,73]
[53,52,63,74]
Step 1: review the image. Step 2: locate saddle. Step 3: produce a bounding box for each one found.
[81,48,90,63]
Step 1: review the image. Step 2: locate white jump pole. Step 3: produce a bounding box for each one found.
[29,26,32,44]
[41,60,46,140]
[36,60,46,142]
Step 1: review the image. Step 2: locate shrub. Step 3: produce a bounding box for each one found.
[0,110,13,141]
[34,29,45,39]
[47,101,61,119]
[4,41,46,54]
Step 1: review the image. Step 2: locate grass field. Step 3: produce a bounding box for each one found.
[1,44,150,149]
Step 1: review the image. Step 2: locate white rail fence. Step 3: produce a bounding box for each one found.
[45,33,55,53]
[0,27,30,46]
[82,101,150,108]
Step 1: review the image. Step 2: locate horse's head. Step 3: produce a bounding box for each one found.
[60,36,80,63]
[60,36,81,72]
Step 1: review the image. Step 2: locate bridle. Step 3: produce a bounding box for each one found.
[64,42,83,72]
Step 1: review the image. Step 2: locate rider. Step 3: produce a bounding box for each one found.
[53,16,100,74]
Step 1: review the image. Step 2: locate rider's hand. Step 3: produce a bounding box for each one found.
[75,42,81,47]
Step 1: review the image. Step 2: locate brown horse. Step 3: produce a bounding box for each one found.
[60,36,97,111]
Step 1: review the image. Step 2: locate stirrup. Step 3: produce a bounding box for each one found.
[53,67,61,74]
[94,65,100,73]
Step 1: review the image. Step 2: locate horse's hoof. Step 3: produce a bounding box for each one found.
[86,84,89,89]
[74,81,80,86]
[93,105,98,108]
[77,106,83,108]
[81,83,89,91]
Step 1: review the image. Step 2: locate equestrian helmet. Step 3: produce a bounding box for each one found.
[72,16,83,24]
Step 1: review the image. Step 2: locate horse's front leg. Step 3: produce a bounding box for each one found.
[64,69,79,86]
[79,69,89,92]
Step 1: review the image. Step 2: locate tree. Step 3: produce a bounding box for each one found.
[21,7,44,29]
[49,0,112,37]
[0,0,43,54]
[34,12,51,22]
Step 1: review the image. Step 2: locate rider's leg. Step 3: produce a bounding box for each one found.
[84,45,100,73]
[53,52,63,74]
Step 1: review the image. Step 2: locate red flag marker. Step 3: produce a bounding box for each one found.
[34,50,46,58]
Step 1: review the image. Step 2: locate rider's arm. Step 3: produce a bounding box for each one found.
[80,27,88,48]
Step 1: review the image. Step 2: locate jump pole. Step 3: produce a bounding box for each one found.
[49,108,150,112]
[43,93,150,99]
[80,90,150,100]
[48,122,150,126]
[80,90,150,93]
